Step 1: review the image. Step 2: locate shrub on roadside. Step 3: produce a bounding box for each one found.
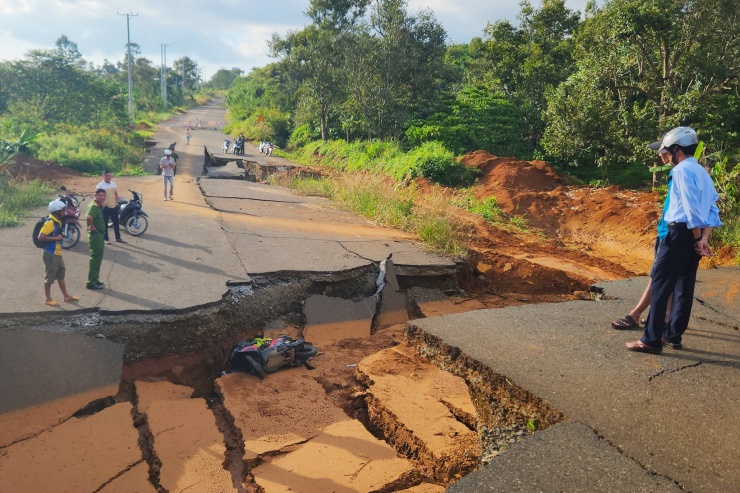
[0,177,54,227]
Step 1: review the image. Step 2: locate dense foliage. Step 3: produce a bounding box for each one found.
[225,0,740,186]
[0,35,209,175]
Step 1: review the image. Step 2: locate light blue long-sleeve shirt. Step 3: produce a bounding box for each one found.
[663,157,722,229]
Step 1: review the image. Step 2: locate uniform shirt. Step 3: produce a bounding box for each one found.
[663,157,722,229]
[160,156,176,177]
[96,180,118,208]
[39,214,62,255]
[86,201,105,233]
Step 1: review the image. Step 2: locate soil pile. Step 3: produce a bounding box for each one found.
[457,152,665,288]
[4,154,82,183]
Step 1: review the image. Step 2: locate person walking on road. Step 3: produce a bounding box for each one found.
[39,200,79,306]
[160,149,177,201]
[626,127,721,354]
[612,142,673,329]
[86,188,107,290]
[96,170,126,245]
[186,128,191,145]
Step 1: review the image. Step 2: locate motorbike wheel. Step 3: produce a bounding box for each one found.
[294,345,318,363]
[60,223,81,250]
[244,356,266,379]
[124,215,148,236]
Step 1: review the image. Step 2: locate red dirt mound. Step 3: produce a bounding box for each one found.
[4,154,83,183]
[460,151,662,273]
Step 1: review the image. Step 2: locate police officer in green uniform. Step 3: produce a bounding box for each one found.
[86,188,107,289]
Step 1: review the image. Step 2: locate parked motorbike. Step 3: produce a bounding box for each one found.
[58,186,84,250]
[258,141,274,156]
[109,190,149,236]
[226,335,318,379]
[222,139,231,154]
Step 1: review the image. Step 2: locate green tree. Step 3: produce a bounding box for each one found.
[482,0,581,147]
[543,0,740,180]
[208,68,243,90]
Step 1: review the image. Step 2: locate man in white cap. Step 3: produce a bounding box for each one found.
[38,200,79,306]
[160,149,177,201]
[626,126,721,353]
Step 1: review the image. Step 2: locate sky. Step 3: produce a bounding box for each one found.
[0,0,594,81]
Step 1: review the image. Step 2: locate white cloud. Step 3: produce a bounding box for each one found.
[0,0,597,79]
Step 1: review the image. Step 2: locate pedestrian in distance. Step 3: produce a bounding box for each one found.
[186,128,191,145]
[160,149,177,201]
[612,140,673,329]
[39,200,79,306]
[86,188,107,290]
[626,126,722,354]
[96,170,126,245]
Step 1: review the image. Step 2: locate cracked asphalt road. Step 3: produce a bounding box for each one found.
[0,99,453,315]
[411,269,740,492]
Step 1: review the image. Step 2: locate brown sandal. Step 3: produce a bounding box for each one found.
[626,340,662,354]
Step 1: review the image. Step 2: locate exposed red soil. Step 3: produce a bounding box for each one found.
[448,151,735,297]
[4,154,83,183]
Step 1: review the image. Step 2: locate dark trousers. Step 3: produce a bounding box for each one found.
[103,206,121,241]
[642,224,701,347]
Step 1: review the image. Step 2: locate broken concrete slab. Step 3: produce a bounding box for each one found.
[406,267,740,492]
[216,369,348,461]
[135,380,194,413]
[357,344,479,483]
[447,422,681,493]
[252,419,414,493]
[0,403,141,492]
[303,294,376,345]
[0,328,124,415]
[0,383,118,447]
[139,382,236,493]
[376,259,409,328]
[99,461,155,493]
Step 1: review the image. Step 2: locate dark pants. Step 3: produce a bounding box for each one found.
[642,224,701,347]
[103,206,121,241]
[87,232,105,287]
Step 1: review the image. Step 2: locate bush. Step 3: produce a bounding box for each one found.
[0,177,54,227]
[287,124,318,150]
[290,139,476,188]
[33,127,142,174]
[402,141,477,187]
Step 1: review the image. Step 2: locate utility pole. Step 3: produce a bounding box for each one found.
[118,12,138,125]
[160,44,170,108]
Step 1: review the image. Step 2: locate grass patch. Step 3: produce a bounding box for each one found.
[288,139,477,187]
[454,192,503,223]
[274,171,468,255]
[0,177,55,227]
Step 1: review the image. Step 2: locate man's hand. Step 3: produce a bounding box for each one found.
[695,238,713,257]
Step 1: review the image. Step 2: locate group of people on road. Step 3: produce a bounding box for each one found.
[42,142,182,304]
[40,170,128,305]
[613,126,722,354]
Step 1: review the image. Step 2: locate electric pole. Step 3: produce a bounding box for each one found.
[160,44,170,108]
[118,12,138,125]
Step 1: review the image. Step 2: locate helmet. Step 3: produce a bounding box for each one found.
[660,126,698,151]
[164,149,172,156]
[48,200,66,213]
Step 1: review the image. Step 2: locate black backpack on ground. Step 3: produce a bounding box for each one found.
[32,216,52,248]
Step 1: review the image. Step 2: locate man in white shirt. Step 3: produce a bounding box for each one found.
[160,149,177,201]
[626,127,721,354]
[96,170,126,244]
